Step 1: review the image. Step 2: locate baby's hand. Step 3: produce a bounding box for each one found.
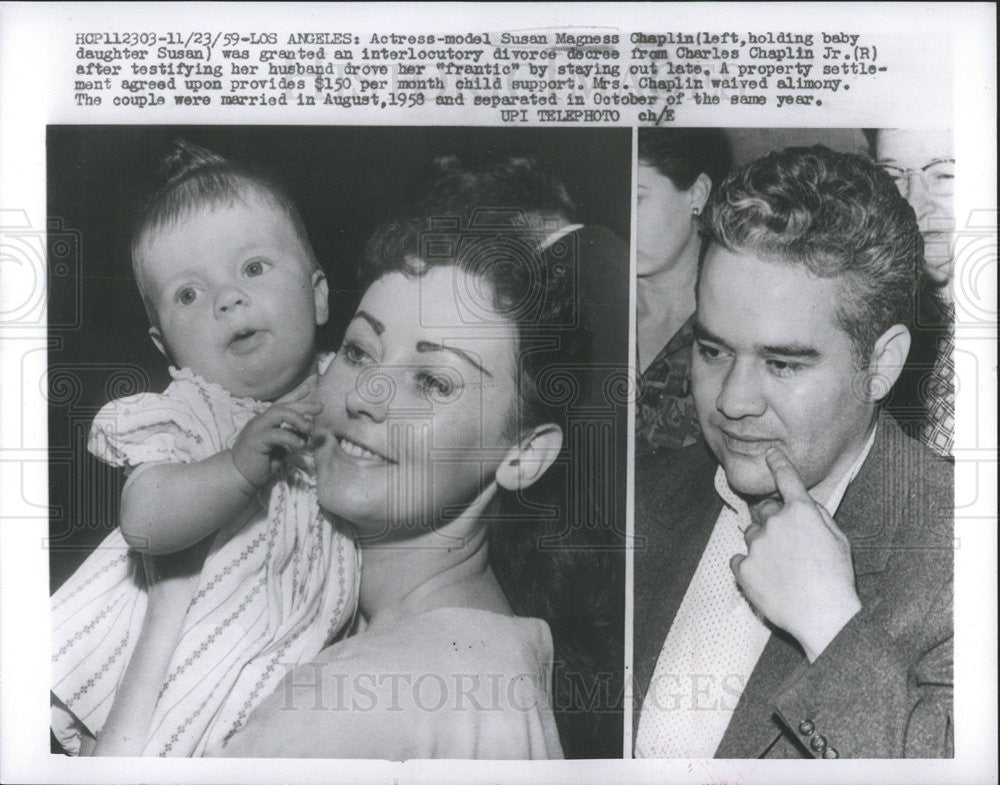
[231,401,323,489]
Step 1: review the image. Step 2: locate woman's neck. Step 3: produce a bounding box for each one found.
[355,483,511,631]
[637,244,699,371]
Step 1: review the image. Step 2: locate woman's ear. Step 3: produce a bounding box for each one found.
[495,423,563,492]
[689,172,712,214]
[864,323,911,401]
[312,269,330,326]
[148,326,169,360]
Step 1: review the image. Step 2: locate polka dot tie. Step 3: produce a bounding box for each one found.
[635,468,771,758]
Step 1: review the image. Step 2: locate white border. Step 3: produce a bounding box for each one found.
[1,3,996,783]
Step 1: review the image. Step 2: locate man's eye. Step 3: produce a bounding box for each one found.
[767,359,801,377]
[696,342,723,361]
[177,287,197,305]
[244,260,267,277]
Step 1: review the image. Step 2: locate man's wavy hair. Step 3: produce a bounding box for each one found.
[701,145,922,365]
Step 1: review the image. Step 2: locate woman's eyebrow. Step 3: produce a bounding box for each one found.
[351,311,385,335]
[416,340,492,377]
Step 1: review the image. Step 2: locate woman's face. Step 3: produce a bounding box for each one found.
[312,266,521,541]
[636,162,700,278]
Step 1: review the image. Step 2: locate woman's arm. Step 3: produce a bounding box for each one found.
[88,541,211,756]
[120,401,321,554]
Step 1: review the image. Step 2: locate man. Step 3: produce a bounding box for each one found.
[633,146,953,759]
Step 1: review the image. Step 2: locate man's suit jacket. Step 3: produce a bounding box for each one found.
[633,413,953,758]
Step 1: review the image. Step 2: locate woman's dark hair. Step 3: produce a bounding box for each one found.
[362,216,624,758]
[411,153,578,225]
[637,127,732,191]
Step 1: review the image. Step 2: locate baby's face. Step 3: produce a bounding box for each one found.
[140,196,328,400]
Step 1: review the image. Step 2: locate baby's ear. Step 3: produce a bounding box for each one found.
[495,423,563,492]
[148,326,170,360]
[312,270,329,326]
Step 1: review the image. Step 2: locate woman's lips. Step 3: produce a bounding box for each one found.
[330,434,394,465]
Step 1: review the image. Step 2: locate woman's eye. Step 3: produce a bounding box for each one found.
[340,341,372,366]
[177,287,197,305]
[417,371,458,399]
[244,260,268,277]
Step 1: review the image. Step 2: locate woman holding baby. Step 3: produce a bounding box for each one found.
[54,141,621,759]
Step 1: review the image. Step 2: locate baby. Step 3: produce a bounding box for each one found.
[50,141,358,756]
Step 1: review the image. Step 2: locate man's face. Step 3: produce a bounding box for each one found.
[692,245,877,502]
[876,129,955,285]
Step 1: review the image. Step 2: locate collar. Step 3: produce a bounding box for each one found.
[820,425,878,515]
[713,467,754,532]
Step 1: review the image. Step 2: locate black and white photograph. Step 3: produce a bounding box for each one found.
[46,126,630,759]
[0,3,995,784]
[632,128,955,759]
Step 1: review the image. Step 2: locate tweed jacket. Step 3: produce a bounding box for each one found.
[633,413,954,758]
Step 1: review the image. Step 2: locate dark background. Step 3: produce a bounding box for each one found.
[47,125,631,588]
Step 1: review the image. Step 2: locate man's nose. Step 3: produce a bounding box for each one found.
[215,285,248,314]
[715,360,767,419]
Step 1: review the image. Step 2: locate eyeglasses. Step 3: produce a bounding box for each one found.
[879,158,955,197]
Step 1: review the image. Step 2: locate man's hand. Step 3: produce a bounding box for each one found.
[730,447,862,662]
[230,401,322,489]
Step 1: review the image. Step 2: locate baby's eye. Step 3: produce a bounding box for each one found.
[417,370,459,400]
[177,287,198,305]
[243,259,270,277]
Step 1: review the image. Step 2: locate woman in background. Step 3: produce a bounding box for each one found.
[636,129,731,450]
[98,213,623,759]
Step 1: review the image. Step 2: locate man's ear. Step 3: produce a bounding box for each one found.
[495,423,563,492]
[148,325,170,360]
[313,269,329,327]
[689,172,713,214]
[864,323,911,401]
